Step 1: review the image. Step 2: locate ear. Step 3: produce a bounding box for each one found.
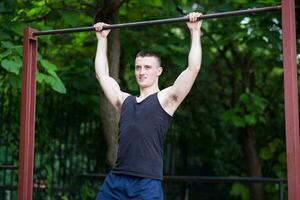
[157,66,163,76]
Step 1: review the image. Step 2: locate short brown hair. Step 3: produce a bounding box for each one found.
[136,50,161,67]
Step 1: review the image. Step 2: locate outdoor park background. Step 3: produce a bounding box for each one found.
[0,0,299,199]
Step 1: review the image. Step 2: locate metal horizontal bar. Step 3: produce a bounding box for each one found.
[163,175,287,183]
[0,185,74,192]
[0,165,18,170]
[33,5,281,36]
[80,173,287,183]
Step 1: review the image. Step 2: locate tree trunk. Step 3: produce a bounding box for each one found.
[240,127,265,200]
[231,46,265,200]
[94,0,122,167]
[99,29,121,167]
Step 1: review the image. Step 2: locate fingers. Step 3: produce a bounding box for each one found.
[93,22,108,32]
[187,12,202,22]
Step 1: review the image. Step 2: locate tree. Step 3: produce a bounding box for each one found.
[94,0,124,167]
[0,0,294,199]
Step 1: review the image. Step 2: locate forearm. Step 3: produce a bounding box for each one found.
[95,37,109,78]
[188,30,202,71]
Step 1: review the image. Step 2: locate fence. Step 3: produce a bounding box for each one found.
[81,173,287,200]
[0,80,107,199]
[1,169,287,200]
[0,73,288,199]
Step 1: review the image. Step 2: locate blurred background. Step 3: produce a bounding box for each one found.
[0,0,299,199]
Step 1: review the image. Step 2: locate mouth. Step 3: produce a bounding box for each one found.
[138,76,146,82]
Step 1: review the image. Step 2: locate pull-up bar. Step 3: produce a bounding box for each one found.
[33,5,281,36]
[18,1,300,200]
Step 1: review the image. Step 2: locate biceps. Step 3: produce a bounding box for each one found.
[171,68,199,100]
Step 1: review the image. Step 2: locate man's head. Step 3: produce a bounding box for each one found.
[135,51,162,88]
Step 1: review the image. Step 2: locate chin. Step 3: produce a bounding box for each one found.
[138,83,148,88]
[138,82,151,88]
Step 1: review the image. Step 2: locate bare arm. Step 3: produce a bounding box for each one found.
[94,23,129,111]
[159,13,202,115]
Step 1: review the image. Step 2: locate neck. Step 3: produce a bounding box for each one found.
[139,84,160,98]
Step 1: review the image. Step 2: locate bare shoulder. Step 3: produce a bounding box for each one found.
[114,92,131,112]
[158,87,172,101]
[121,92,131,104]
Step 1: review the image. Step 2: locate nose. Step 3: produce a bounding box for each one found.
[139,66,145,74]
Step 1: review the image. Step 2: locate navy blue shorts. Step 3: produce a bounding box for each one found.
[95,172,163,200]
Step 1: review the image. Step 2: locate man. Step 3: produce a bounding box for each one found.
[94,12,202,200]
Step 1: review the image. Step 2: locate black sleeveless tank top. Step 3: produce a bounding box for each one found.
[112,92,172,180]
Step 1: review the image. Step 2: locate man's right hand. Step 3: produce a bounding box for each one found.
[94,22,111,39]
[186,12,202,32]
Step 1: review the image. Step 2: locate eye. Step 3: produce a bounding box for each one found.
[135,65,141,70]
[145,65,152,69]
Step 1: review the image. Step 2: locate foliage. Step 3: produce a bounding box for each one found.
[230,183,250,200]
[1,0,299,199]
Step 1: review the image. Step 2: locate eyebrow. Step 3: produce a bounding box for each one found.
[135,65,153,68]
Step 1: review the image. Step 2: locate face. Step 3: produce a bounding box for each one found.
[135,56,162,88]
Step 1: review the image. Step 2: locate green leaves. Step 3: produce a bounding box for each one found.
[2,41,14,49]
[41,59,57,72]
[230,183,250,200]
[259,138,286,178]
[0,40,66,93]
[0,1,292,199]
[10,23,26,36]
[38,59,66,94]
[1,59,21,74]
[61,11,82,27]
[223,93,268,127]
[260,147,272,160]
[1,41,23,76]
